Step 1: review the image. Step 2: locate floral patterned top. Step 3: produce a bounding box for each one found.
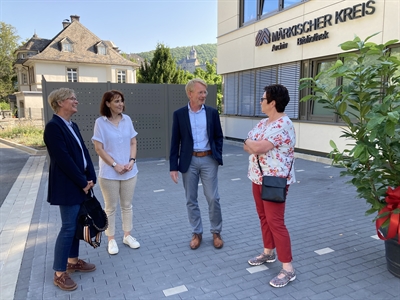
[247,115,296,185]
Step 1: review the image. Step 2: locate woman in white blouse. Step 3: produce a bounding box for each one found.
[92,90,140,255]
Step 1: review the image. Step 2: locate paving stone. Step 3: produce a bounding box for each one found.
[0,142,397,300]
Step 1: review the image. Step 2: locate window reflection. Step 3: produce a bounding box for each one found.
[312,61,336,116]
[262,0,278,15]
[243,0,257,23]
[283,0,302,9]
[241,0,304,26]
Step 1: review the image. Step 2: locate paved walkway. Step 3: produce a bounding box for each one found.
[1,141,399,300]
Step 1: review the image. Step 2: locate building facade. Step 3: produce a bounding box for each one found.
[217,0,400,154]
[13,15,138,118]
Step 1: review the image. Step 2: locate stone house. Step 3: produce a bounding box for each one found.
[13,15,138,118]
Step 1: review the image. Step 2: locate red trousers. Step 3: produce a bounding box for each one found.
[252,183,292,263]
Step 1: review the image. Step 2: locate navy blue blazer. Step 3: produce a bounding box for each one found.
[169,105,223,173]
[44,114,96,206]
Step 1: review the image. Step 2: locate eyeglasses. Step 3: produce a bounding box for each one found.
[260,97,267,102]
[192,91,208,96]
[66,97,77,101]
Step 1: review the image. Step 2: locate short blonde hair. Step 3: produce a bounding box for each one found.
[48,88,75,113]
[185,78,207,96]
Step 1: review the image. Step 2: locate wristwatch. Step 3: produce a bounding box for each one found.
[111,161,117,168]
[129,158,136,163]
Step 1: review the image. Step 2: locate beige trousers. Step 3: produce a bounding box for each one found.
[98,176,138,237]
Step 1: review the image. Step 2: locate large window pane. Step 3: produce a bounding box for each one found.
[311,61,335,115]
[262,0,279,15]
[243,0,257,23]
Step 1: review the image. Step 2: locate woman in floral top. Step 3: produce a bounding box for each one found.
[243,84,296,288]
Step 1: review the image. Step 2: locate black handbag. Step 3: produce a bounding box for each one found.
[75,189,108,248]
[257,156,293,203]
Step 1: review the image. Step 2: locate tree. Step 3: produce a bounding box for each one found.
[138,43,178,83]
[194,61,222,113]
[0,22,19,102]
[173,68,193,84]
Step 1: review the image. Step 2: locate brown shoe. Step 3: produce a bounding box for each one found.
[190,233,202,250]
[53,272,77,291]
[66,259,96,273]
[213,233,224,249]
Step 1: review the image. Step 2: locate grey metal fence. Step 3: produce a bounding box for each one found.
[42,80,217,162]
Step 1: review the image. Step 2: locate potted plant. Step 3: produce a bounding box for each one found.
[299,33,400,278]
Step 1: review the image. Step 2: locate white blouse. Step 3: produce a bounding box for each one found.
[92,114,138,180]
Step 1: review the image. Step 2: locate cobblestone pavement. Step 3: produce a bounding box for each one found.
[2,141,399,300]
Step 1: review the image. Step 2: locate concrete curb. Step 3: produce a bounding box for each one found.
[0,138,47,156]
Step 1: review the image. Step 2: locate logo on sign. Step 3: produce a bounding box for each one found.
[255,28,271,46]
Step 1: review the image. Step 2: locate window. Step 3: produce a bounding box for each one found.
[62,43,73,52]
[117,70,126,83]
[22,73,27,84]
[390,47,400,79]
[300,46,400,123]
[60,38,74,52]
[96,42,107,55]
[29,68,35,84]
[243,0,257,24]
[67,68,78,82]
[223,62,300,119]
[98,45,106,55]
[241,0,304,26]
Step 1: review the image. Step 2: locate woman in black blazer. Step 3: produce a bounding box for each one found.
[44,88,97,291]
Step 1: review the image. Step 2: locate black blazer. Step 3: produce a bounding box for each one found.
[169,105,223,173]
[44,114,96,206]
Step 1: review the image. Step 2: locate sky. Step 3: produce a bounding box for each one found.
[0,0,218,53]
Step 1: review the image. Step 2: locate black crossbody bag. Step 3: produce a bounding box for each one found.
[257,156,293,203]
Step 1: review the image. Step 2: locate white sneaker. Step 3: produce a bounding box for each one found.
[123,235,140,249]
[108,239,119,255]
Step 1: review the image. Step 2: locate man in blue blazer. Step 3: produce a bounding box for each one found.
[44,88,97,291]
[170,78,224,250]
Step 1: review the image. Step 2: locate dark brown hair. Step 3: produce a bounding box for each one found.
[264,84,290,113]
[99,90,125,117]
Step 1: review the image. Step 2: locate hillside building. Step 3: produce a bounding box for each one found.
[176,46,206,73]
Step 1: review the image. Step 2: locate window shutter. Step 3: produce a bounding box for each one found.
[278,62,300,119]
[255,66,277,116]
[238,70,255,116]
[223,73,238,115]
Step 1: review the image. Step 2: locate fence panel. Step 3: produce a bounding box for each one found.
[42,80,217,161]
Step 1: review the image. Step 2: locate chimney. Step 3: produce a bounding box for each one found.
[70,15,80,22]
[62,20,70,28]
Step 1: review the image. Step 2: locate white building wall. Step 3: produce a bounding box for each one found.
[221,116,349,153]
[217,0,399,154]
[218,0,396,74]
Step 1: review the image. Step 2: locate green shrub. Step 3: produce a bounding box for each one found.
[0,102,10,110]
[0,125,45,148]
